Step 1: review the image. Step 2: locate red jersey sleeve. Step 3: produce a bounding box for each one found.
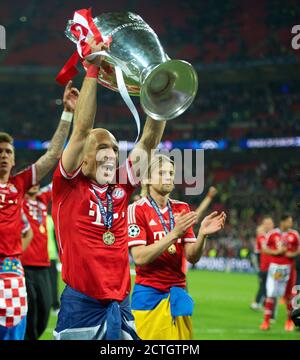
[38,184,52,205]
[292,230,300,245]
[296,231,300,248]
[127,202,147,248]
[13,164,37,195]
[265,230,281,250]
[255,235,265,253]
[287,230,300,252]
[52,160,82,201]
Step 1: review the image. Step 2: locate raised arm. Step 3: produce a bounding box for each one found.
[61,76,97,173]
[129,116,166,180]
[61,38,107,173]
[195,186,218,223]
[35,82,79,182]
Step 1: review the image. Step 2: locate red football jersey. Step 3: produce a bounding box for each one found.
[0,165,36,258]
[282,229,300,265]
[52,160,137,301]
[265,228,296,266]
[128,197,197,292]
[255,234,264,253]
[255,234,270,272]
[21,186,52,267]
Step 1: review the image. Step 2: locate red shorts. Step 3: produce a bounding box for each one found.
[285,266,297,299]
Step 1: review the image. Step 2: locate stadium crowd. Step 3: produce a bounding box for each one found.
[2,0,299,66]
[1,81,300,142]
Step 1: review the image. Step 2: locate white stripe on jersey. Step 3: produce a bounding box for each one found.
[169,199,188,205]
[132,202,137,223]
[60,161,81,180]
[128,202,137,224]
[184,238,197,243]
[90,185,108,195]
[128,198,148,224]
[32,164,37,185]
[128,204,132,224]
[128,240,147,247]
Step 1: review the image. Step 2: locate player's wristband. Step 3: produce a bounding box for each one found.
[86,64,100,79]
[61,111,73,123]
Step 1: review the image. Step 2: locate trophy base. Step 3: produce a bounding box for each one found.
[140,60,198,121]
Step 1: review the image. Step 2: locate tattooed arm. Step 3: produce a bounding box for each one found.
[35,81,79,182]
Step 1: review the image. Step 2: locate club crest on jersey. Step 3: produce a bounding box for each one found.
[273,271,283,281]
[112,188,125,199]
[128,224,140,238]
[8,184,17,193]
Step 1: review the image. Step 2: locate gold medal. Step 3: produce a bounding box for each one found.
[103,231,115,245]
[168,244,176,255]
[39,224,46,234]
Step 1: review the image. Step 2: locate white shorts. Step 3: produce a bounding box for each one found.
[266,263,291,298]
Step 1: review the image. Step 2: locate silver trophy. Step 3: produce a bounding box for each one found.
[66,12,198,120]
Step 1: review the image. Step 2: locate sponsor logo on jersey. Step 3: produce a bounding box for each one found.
[8,184,18,193]
[149,219,157,226]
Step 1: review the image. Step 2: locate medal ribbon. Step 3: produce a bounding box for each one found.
[93,188,114,230]
[148,195,175,234]
[37,204,43,225]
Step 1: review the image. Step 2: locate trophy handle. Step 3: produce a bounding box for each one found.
[85,50,130,77]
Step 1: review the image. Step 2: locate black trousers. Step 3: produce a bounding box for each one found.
[255,270,267,304]
[48,260,60,310]
[295,256,300,285]
[24,266,52,340]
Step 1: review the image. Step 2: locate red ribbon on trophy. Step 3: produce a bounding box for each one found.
[56,8,112,85]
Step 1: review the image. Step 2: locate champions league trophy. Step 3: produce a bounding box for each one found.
[66,12,198,121]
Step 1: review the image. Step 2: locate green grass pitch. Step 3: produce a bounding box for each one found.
[40,270,300,340]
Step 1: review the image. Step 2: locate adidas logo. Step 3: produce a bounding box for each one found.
[149,219,157,226]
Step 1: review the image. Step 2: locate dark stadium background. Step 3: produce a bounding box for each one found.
[1,0,300,340]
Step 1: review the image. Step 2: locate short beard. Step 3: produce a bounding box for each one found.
[154,184,174,197]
